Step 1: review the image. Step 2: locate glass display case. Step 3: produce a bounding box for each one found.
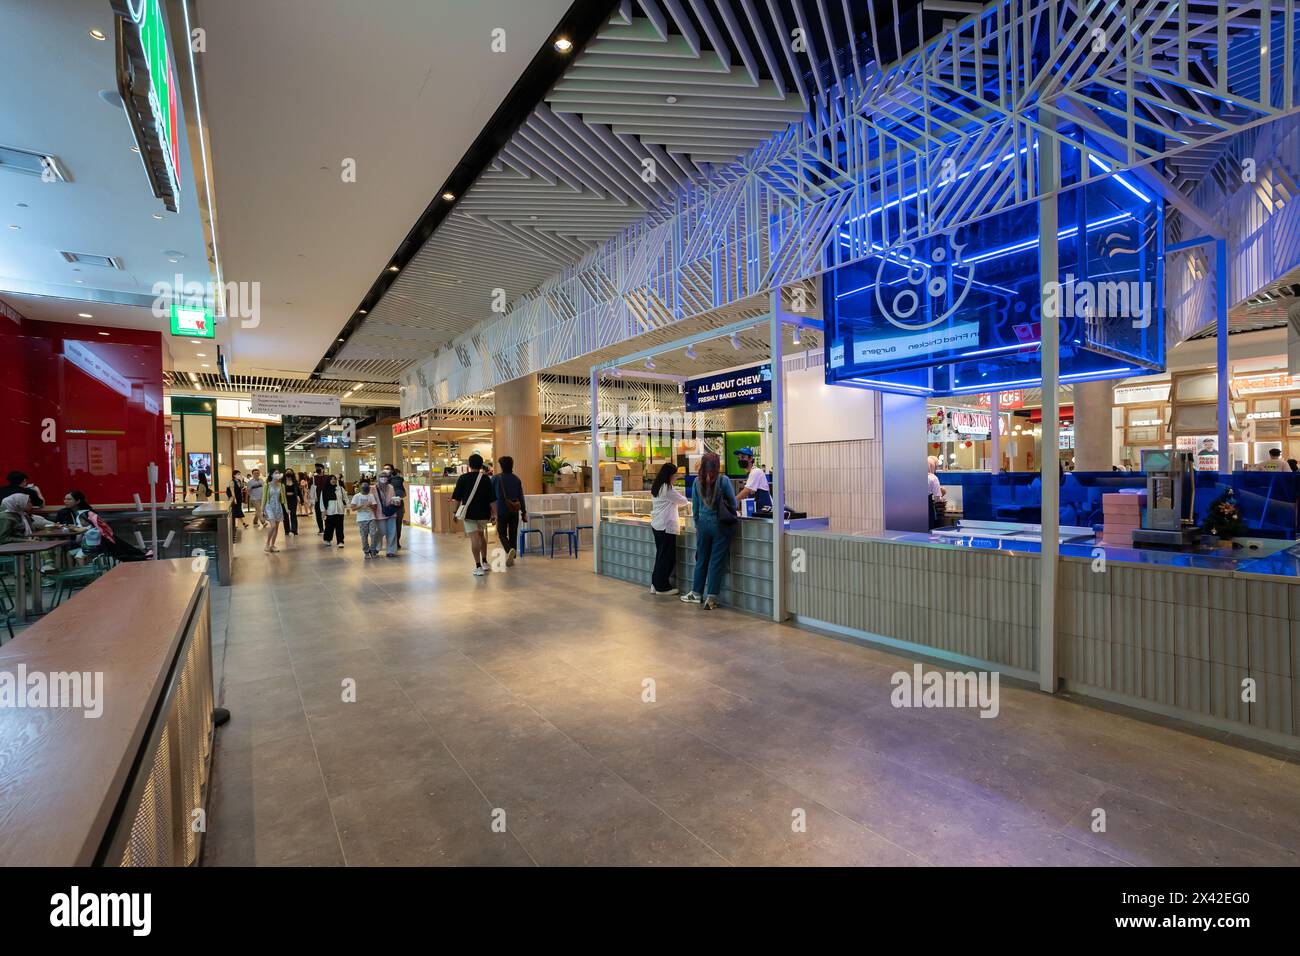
[599,492,692,530]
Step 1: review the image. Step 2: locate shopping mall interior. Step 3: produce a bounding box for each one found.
[3,0,1300,886]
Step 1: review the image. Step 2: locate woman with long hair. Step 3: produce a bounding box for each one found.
[282,468,300,536]
[58,490,151,561]
[262,471,289,553]
[680,452,738,610]
[320,475,346,548]
[649,462,688,595]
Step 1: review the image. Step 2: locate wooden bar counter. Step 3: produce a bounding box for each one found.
[0,560,214,866]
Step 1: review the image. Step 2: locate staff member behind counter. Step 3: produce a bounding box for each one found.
[733,447,772,512]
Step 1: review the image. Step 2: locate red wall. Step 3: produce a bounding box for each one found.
[0,309,166,507]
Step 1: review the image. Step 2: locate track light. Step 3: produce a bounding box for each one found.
[685,344,697,359]
[730,332,741,350]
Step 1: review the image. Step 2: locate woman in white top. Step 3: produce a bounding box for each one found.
[649,463,690,595]
[350,479,380,558]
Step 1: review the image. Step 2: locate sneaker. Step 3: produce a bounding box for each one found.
[702,596,718,610]
[656,588,680,596]
[473,566,485,576]
[680,591,701,604]
[507,548,517,567]
[337,544,344,549]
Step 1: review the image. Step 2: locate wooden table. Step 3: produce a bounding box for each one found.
[33,527,83,570]
[0,540,65,622]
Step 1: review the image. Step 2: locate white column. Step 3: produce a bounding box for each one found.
[990,391,1001,472]
[769,295,786,622]
[1038,121,1061,695]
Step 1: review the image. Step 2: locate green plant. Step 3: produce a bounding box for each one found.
[543,454,568,475]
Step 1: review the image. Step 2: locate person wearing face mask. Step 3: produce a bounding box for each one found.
[374,472,403,557]
[350,478,380,557]
[382,464,406,549]
[312,463,329,534]
[320,475,346,548]
[262,471,289,553]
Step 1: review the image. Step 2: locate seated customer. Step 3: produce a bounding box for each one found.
[58,490,151,562]
[0,492,35,543]
[0,471,43,508]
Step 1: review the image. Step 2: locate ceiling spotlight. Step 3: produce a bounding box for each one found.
[730,332,741,350]
[554,37,573,52]
[89,28,107,40]
[685,344,697,359]
[441,191,455,201]
[97,331,109,336]
[78,312,92,318]
[130,146,140,153]
[665,95,678,104]
[152,213,163,220]
[195,352,207,357]
[388,265,399,272]
[645,357,656,370]
[792,325,802,346]
[358,309,367,315]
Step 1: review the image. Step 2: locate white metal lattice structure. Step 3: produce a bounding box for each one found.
[393,0,1300,414]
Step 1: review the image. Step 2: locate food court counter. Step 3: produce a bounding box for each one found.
[598,497,827,617]
[784,527,1300,747]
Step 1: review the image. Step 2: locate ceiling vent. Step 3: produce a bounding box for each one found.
[58,251,124,269]
[0,144,70,182]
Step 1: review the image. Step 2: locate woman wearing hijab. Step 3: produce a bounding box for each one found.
[262,471,290,553]
[321,474,346,548]
[679,452,738,610]
[0,492,35,544]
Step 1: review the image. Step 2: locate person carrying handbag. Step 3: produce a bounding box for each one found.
[680,452,738,610]
[450,454,496,576]
[490,455,527,567]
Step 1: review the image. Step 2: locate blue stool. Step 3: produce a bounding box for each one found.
[519,528,544,554]
[550,530,578,558]
[575,524,592,552]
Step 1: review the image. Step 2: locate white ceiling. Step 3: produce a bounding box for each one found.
[0,0,212,342]
[197,0,574,379]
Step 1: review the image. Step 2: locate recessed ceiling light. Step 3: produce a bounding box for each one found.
[89,28,106,40]
[97,331,109,336]
[441,191,455,201]
[7,224,18,230]
[74,279,83,283]
[388,265,399,272]
[78,312,93,318]
[152,213,163,220]
[665,95,678,104]
[338,337,345,342]
[554,37,573,52]
[358,309,367,315]
[167,257,178,263]
[201,364,210,368]
[195,352,207,357]
[130,146,140,153]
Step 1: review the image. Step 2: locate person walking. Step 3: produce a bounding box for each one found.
[374,472,403,557]
[650,462,689,595]
[282,468,301,536]
[680,452,737,610]
[320,475,346,548]
[226,470,248,528]
[298,474,311,515]
[312,463,329,533]
[246,469,267,529]
[350,477,380,557]
[262,471,289,553]
[383,464,407,549]
[450,453,496,575]
[491,455,527,567]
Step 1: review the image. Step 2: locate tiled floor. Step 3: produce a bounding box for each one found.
[204,522,1300,866]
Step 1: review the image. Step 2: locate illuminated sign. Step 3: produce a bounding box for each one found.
[170,302,214,338]
[63,340,132,398]
[112,0,182,212]
[249,393,342,417]
[393,414,426,436]
[976,390,1025,409]
[1234,373,1300,394]
[684,364,772,411]
[951,409,993,437]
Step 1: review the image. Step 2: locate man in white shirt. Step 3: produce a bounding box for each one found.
[733,447,771,511]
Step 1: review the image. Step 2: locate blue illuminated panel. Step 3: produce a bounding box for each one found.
[823,141,1165,397]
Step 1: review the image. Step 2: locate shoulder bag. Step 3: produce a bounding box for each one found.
[454,470,485,522]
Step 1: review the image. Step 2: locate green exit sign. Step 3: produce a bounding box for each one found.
[170,303,214,338]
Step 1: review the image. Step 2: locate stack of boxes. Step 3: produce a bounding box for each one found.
[1100,491,1146,547]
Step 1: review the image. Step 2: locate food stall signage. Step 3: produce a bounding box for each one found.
[976,390,1024,409]
[393,414,426,436]
[950,409,993,437]
[684,364,772,411]
[1234,373,1300,395]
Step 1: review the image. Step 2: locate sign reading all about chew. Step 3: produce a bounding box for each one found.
[683,363,773,412]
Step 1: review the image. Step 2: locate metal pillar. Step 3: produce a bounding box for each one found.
[590,368,600,574]
[1038,124,1061,695]
[770,292,786,622]
[1215,239,1230,474]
